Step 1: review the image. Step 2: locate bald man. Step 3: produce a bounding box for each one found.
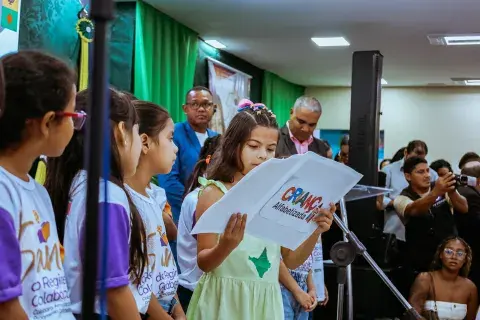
[275,96,329,158]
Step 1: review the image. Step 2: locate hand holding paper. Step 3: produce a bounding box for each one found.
[219,213,247,252]
[311,203,335,234]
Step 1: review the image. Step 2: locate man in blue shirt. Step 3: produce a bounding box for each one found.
[158,86,218,224]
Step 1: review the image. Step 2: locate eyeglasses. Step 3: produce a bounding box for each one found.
[56,111,87,130]
[187,102,215,110]
[444,248,466,259]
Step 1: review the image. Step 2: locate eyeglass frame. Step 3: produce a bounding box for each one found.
[55,110,88,130]
[443,247,466,259]
[185,102,216,111]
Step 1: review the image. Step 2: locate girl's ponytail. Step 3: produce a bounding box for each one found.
[183,135,222,197]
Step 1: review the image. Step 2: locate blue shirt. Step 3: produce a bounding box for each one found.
[382,158,438,241]
[158,121,217,224]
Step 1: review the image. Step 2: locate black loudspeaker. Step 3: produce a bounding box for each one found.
[345,51,384,248]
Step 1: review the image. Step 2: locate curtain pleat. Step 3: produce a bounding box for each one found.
[262,71,305,126]
[134,1,199,122]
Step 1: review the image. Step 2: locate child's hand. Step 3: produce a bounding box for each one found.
[313,203,335,234]
[320,286,329,306]
[293,289,314,310]
[305,290,318,312]
[219,213,247,251]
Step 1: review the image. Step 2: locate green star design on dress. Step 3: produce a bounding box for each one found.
[248,247,271,278]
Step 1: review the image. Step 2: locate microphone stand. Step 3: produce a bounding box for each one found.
[330,197,422,320]
[81,0,114,318]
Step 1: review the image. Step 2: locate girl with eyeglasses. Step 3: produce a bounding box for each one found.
[0,51,81,319]
[409,236,478,320]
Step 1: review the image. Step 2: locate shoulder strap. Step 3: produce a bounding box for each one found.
[428,272,438,312]
[198,177,228,195]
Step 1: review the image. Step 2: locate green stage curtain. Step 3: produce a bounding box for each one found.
[262,71,305,127]
[110,2,136,91]
[134,1,198,123]
[19,0,81,65]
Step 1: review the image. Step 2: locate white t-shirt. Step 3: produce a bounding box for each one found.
[177,188,203,291]
[63,170,151,315]
[195,132,208,148]
[128,184,178,303]
[0,166,74,320]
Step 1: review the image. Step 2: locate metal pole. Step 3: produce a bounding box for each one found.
[336,283,344,320]
[331,214,422,319]
[81,0,114,318]
[339,198,354,320]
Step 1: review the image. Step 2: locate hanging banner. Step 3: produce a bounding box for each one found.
[207,57,251,133]
[0,0,21,57]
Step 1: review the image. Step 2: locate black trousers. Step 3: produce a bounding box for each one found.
[177,285,194,313]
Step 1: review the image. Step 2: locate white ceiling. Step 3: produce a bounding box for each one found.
[146,0,480,87]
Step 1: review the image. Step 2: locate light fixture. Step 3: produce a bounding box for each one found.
[205,40,226,49]
[311,37,350,47]
[428,34,480,46]
[465,79,480,86]
[381,78,388,85]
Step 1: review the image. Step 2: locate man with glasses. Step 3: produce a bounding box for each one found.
[158,86,218,225]
[393,156,468,293]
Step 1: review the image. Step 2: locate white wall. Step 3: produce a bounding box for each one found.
[305,86,480,172]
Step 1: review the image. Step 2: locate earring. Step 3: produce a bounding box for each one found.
[124,140,127,146]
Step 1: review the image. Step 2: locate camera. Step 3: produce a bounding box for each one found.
[455,174,477,187]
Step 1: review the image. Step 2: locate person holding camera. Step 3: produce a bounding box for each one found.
[455,163,480,297]
[393,156,468,293]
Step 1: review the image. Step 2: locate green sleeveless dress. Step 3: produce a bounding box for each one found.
[186,179,284,320]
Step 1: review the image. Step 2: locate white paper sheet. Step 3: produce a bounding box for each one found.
[191,152,363,250]
[312,238,325,302]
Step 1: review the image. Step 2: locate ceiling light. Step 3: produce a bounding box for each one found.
[381,78,388,85]
[205,40,226,49]
[465,79,480,86]
[428,34,480,46]
[311,37,350,47]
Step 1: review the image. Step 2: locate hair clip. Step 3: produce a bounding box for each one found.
[237,98,266,112]
[205,155,212,165]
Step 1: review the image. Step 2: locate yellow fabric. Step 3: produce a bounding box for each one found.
[163,202,173,218]
[78,39,89,91]
[187,180,284,320]
[34,160,47,185]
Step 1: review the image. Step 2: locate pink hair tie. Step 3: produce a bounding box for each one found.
[237,99,266,112]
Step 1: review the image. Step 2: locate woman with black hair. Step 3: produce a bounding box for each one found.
[334,134,349,164]
[392,147,406,163]
[409,236,477,319]
[430,159,453,178]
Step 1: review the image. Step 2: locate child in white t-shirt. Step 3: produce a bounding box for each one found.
[125,100,186,319]
[176,135,221,311]
[45,89,150,319]
[0,51,80,319]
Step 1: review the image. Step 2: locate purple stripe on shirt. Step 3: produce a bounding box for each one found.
[0,208,22,302]
[79,203,131,289]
